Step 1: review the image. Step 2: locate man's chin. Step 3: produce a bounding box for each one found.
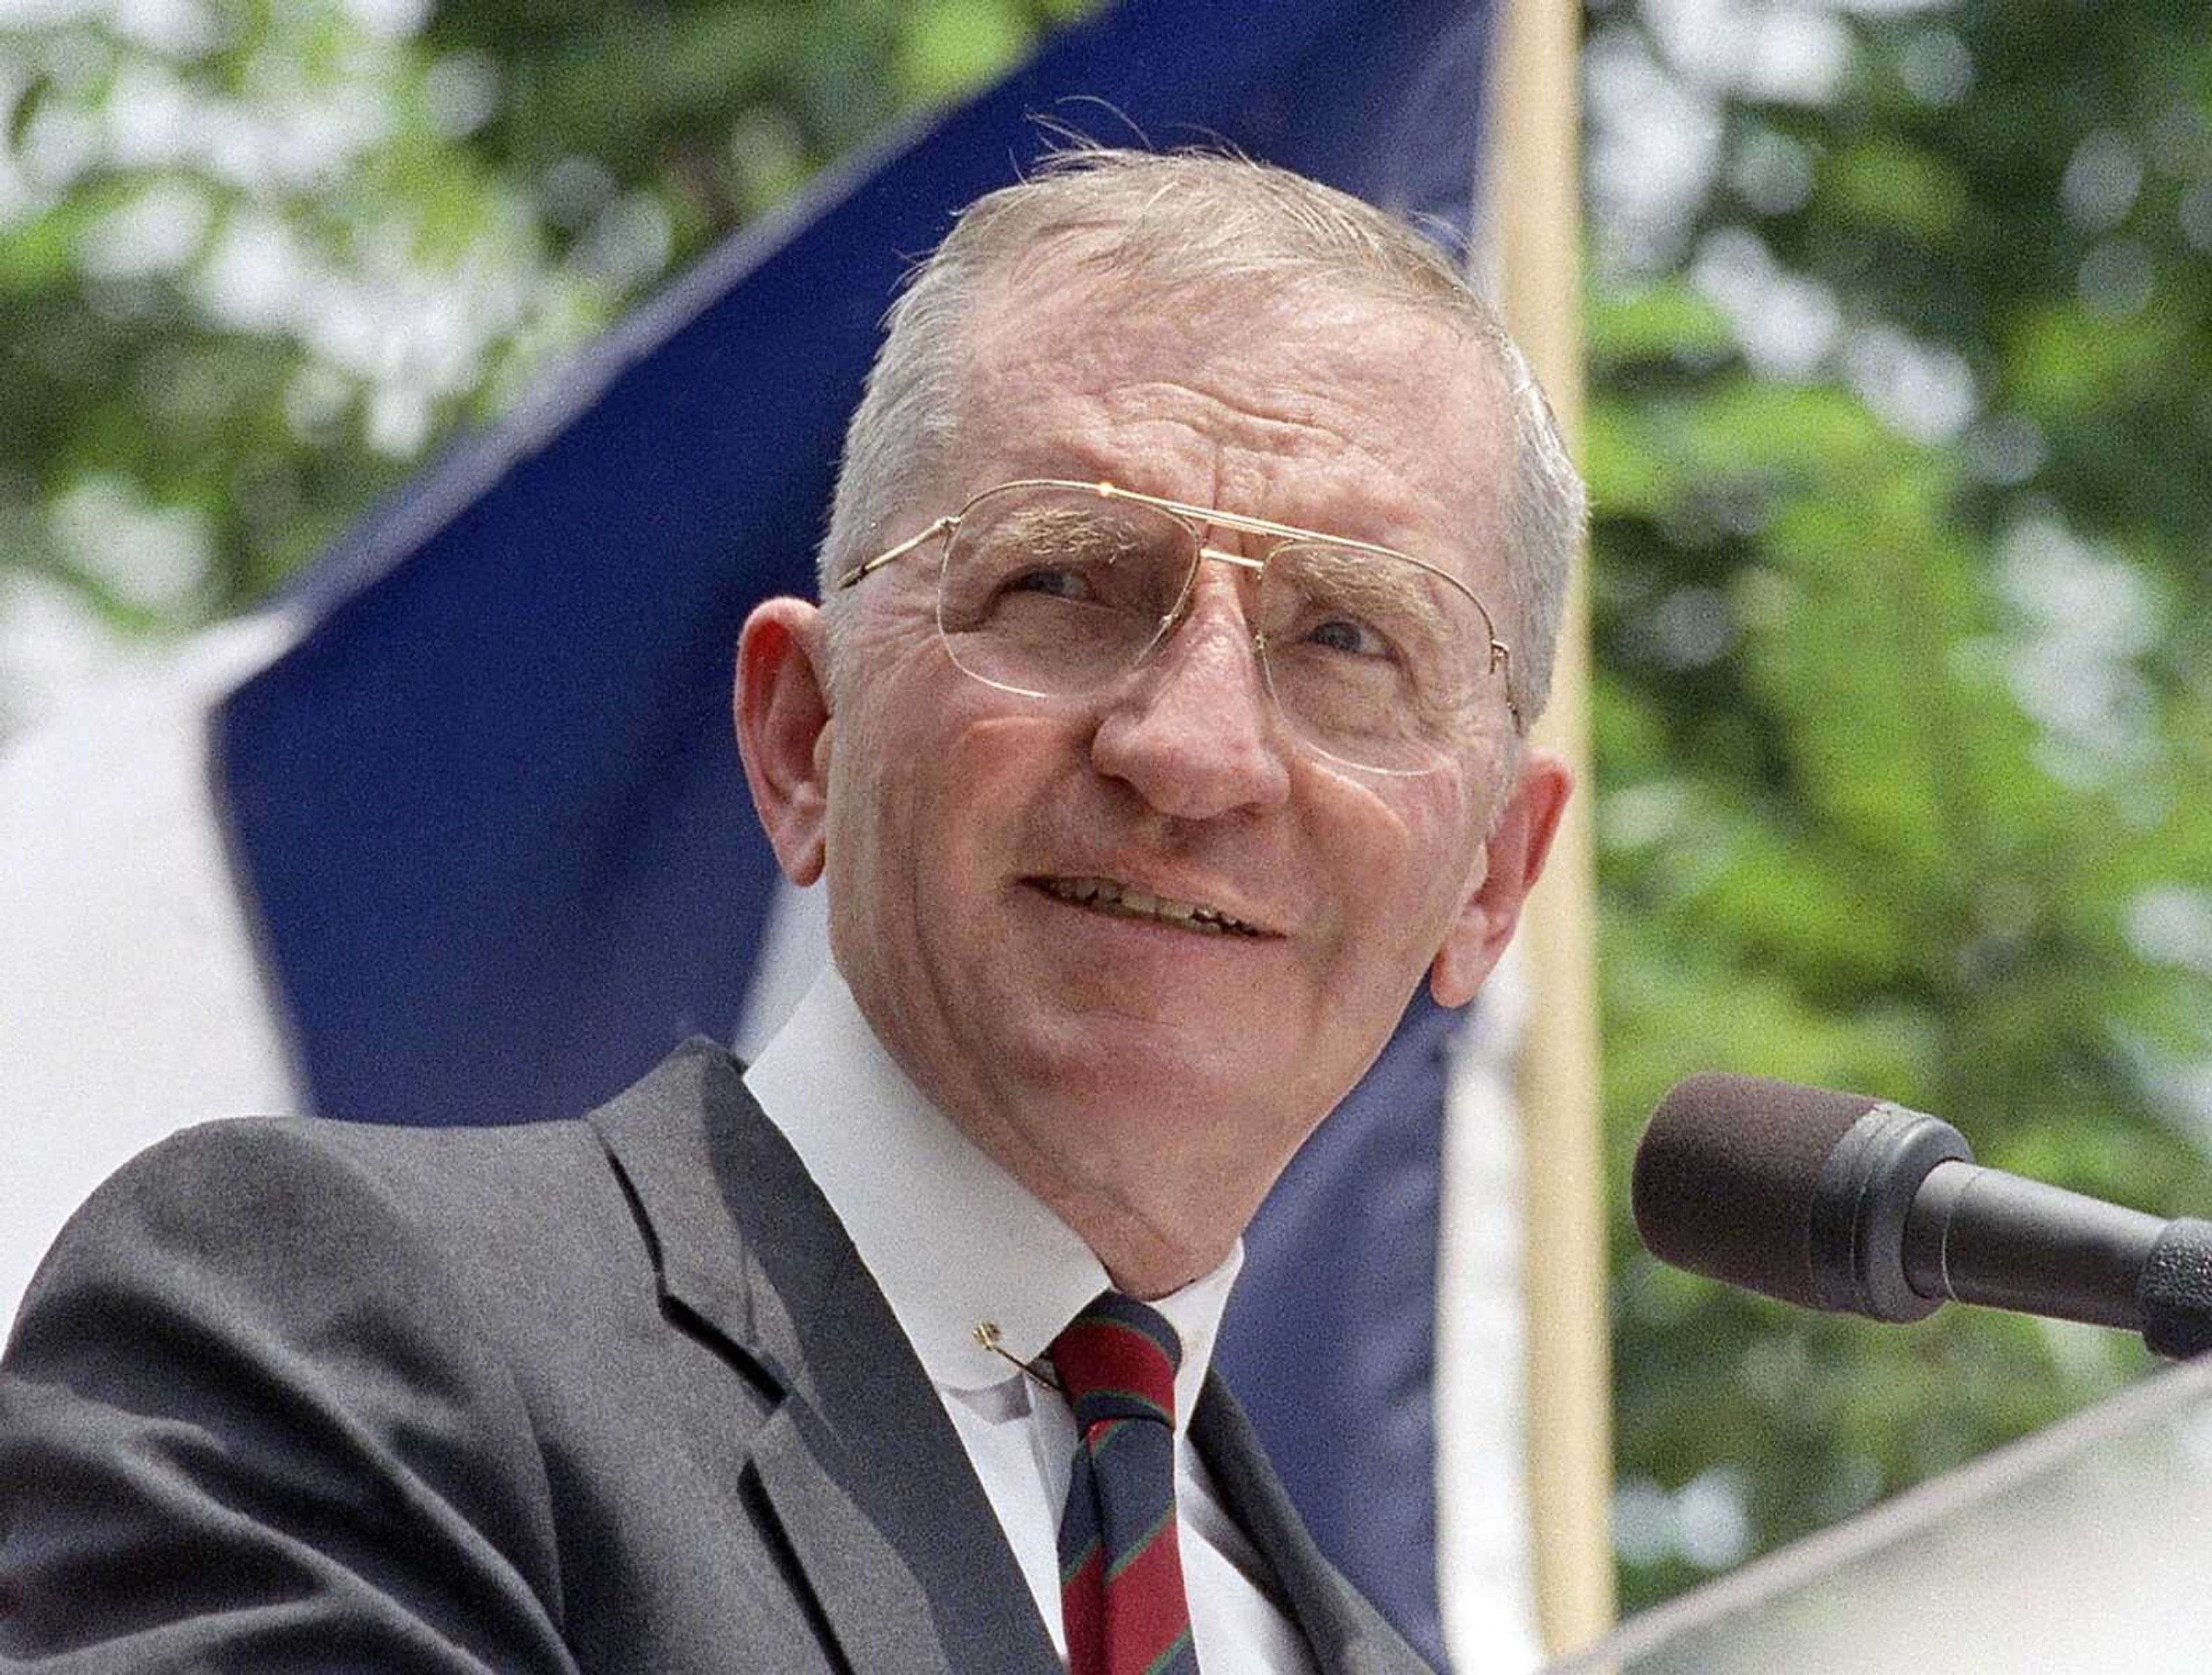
[986,1013,1289,1130]
[1001,995,1247,1068]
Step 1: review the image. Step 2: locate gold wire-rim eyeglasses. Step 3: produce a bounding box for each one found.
[836,477,1523,738]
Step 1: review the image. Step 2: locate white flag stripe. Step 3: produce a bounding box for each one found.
[1437,937,1543,1671]
[1,614,308,1331]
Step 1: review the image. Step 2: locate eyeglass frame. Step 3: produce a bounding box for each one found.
[834,477,1524,746]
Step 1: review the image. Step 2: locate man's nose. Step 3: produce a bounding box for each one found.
[1088,582,1294,821]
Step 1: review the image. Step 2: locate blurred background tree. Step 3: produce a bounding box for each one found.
[1588,0,2212,1611]
[0,0,1091,725]
[3,0,2209,1621]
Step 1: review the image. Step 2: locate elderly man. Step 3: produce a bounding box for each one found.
[0,150,1577,1673]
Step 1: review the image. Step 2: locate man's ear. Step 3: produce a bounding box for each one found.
[1428,748,1574,1008]
[734,598,834,887]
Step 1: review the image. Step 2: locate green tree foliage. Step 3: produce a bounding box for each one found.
[1589,0,2212,1612]
[0,0,1088,727]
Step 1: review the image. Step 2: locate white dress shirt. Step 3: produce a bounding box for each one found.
[745,968,1319,1673]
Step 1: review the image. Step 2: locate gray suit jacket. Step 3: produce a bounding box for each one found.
[0,1040,1433,1673]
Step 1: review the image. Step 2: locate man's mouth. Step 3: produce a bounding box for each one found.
[1031,876,1268,937]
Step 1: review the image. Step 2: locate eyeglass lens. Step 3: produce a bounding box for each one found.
[935,484,1495,774]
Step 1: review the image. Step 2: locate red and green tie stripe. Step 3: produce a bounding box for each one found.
[1052,1291,1201,1675]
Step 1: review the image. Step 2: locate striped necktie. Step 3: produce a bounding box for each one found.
[1051,1290,1201,1675]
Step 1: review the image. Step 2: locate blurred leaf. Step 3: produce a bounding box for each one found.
[1821,137,1971,244]
[897,0,1041,105]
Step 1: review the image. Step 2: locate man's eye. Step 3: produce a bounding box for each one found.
[1003,566,1092,602]
[1305,616,1393,659]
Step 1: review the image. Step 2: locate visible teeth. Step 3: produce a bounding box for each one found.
[1040,876,1258,935]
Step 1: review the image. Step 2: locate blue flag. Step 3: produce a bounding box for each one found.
[217,2,1504,1662]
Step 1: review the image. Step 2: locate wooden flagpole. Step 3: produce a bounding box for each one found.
[1488,0,1616,1653]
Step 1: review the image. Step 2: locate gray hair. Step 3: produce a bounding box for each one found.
[817,146,1584,720]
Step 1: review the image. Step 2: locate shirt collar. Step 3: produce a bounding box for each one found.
[742,965,1240,1431]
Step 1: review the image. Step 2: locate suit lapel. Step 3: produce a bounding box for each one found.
[588,1041,1062,1675]
[1194,1374,1438,1675]
[743,1402,957,1675]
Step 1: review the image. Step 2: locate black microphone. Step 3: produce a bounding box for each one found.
[1631,1073,2212,1360]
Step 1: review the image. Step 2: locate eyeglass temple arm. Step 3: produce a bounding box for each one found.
[837,516,957,590]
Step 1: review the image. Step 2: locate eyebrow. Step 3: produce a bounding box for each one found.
[991,505,1163,559]
[1277,540,1457,642]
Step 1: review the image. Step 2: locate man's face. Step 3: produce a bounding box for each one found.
[745,271,1562,1288]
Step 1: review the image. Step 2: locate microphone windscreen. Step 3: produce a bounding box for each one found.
[1632,1073,1885,1308]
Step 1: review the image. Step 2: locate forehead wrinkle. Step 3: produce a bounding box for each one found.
[956,281,1397,464]
[1063,387,1457,558]
[953,282,1507,578]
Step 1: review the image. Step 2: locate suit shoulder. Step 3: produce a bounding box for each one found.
[57,1110,604,1252]
[0,1122,594,1669]
[12,1105,653,1379]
